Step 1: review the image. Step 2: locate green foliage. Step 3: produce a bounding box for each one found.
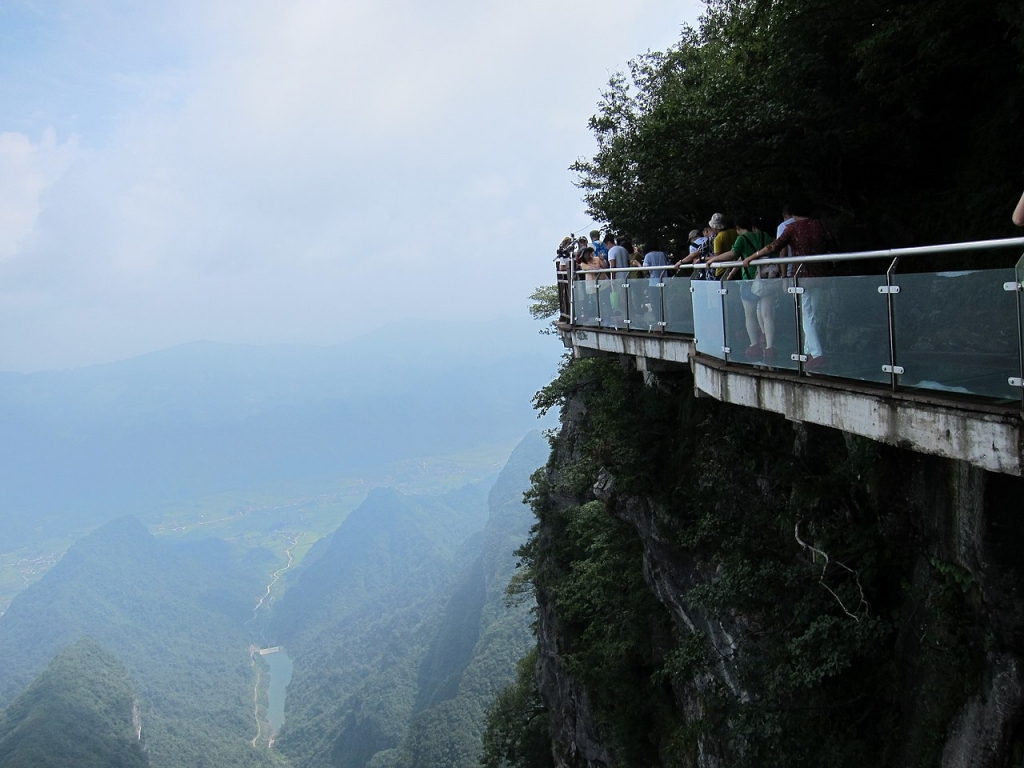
[0,639,148,768]
[273,434,549,768]
[527,286,560,335]
[511,356,990,766]
[480,649,553,768]
[897,558,986,766]
[574,0,1024,247]
[0,518,279,768]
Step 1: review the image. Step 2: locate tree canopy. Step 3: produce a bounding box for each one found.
[573,0,1024,249]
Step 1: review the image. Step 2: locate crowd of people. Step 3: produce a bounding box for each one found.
[555,191,1024,370]
[555,205,835,368]
[557,191,1024,368]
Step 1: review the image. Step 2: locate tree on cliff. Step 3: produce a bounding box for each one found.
[573,0,1024,248]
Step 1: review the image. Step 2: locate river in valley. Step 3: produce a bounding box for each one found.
[263,649,293,736]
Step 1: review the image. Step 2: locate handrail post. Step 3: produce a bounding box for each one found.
[569,260,576,326]
[790,267,806,376]
[657,280,666,334]
[1015,253,1024,410]
[618,272,626,329]
[884,257,901,392]
[718,277,730,361]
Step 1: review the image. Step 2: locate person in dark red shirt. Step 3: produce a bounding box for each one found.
[745,205,835,368]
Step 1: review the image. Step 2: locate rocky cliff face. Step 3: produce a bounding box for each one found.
[528,357,1024,768]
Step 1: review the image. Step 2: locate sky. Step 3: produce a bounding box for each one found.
[0,0,704,372]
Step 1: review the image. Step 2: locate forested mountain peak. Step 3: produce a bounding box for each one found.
[0,637,148,768]
[265,433,547,768]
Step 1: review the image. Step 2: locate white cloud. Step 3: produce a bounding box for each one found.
[0,129,77,261]
[0,0,702,371]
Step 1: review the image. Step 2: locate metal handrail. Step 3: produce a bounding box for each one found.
[570,236,1024,276]
[561,236,1024,406]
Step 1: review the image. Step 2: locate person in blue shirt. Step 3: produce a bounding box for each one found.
[590,230,609,264]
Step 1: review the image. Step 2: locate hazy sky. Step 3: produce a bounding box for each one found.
[0,0,703,372]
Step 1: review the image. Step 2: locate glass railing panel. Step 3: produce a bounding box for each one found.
[719,279,800,370]
[794,274,890,383]
[1017,256,1024,403]
[762,278,800,371]
[625,279,663,332]
[721,281,746,364]
[663,276,694,335]
[607,279,631,330]
[597,278,629,329]
[892,269,1019,400]
[572,280,600,327]
[691,279,726,360]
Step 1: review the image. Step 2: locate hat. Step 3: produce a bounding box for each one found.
[688,229,700,240]
[708,213,726,230]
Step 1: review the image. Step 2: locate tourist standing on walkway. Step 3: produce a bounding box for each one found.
[591,230,609,265]
[606,234,628,273]
[709,213,737,278]
[606,233,629,319]
[746,204,834,369]
[641,240,668,316]
[710,216,774,360]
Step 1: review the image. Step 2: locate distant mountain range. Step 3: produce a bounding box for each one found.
[0,517,276,768]
[0,319,558,548]
[0,431,549,768]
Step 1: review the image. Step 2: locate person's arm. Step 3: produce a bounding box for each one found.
[707,249,737,264]
[1014,190,1024,226]
[746,230,790,265]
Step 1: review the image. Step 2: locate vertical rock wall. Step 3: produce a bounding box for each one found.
[529,359,1024,768]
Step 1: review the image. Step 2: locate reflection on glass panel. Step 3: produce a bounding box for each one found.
[718,279,799,370]
[607,279,631,330]
[664,276,694,334]
[797,274,890,383]
[625,280,663,332]
[598,280,610,331]
[722,282,748,364]
[692,280,726,359]
[893,269,1018,400]
[761,278,800,371]
[572,280,600,327]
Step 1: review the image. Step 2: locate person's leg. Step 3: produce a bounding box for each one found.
[759,291,776,349]
[742,298,761,347]
[801,286,823,359]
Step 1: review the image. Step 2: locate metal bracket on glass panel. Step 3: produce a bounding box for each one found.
[722,346,731,354]
[718,288,728,295]
[1010,377,1024,387]
[1003,282,1022,292]
[791,354,808,362]
[622,319,631,325]
[877,286,901,294]
[657,321,667,327]
[689,285,695,293]
[788,286,804,294]
[882,364,905,374]
[656,283,665,288]
[623,283,630,288]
